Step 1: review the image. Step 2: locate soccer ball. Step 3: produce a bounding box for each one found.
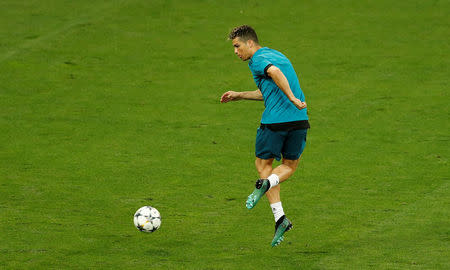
[133,206,161,232]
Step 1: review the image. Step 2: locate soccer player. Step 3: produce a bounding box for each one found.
[220,25,309,247]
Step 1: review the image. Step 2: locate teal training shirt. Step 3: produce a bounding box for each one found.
[248,47,308,124]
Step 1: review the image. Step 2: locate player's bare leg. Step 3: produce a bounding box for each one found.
[265,158,300,246]
[255,157,274,179]
[246,157,301,246]
[266,158,300,203]
[247,157,300,209]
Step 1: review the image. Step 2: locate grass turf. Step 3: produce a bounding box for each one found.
[1,0,449,269]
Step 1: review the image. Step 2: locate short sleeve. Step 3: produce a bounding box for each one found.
[250,55,273,77]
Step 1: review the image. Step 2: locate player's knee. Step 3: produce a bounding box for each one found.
[255,159,273,176]
[256,164,271,176]
[283,159,299,173]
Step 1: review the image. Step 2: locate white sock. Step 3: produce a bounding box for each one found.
[267,174,280,190]
[270,202,285,222]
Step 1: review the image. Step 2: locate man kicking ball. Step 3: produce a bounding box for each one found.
[220,25,310,247]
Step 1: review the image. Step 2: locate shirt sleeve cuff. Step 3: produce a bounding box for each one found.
[264,64,274,77]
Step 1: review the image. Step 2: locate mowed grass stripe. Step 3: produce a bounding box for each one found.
[0,0,126,63]
[313,181,449,269]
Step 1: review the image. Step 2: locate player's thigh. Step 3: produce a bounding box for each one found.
[281,129,307,160]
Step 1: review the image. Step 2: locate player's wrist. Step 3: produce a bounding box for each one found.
[288,95,298,102]
[235,92,243,100]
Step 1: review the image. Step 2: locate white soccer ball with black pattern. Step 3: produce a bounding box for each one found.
[133,206,161,233]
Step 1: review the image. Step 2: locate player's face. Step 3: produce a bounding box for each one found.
[232,37,252,61]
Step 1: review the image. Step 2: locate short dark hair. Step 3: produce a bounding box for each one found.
[228,25,259,44]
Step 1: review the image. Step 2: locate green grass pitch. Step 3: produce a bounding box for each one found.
[1,0,448,269]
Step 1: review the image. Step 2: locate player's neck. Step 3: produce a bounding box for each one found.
[250,45,263,57]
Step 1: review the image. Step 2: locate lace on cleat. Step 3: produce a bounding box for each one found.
[271,215,293,247]
[245,179,270,209]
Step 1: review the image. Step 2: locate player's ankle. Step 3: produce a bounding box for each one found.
[267,174,280,190]
[255,179,270,191]
[271,202,285,223]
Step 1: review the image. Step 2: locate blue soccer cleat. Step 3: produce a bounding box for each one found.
[246,179,270,209]
[271,215,293,247]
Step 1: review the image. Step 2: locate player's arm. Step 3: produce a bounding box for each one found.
[266,65,307,110]
[220,89,263,103]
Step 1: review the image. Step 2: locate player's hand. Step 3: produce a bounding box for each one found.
[292,98,307,110]
[220,91,240,103]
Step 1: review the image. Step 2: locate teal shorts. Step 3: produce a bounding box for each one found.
[255,127,307,161]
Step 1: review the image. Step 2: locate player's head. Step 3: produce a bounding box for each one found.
[229,25,260,61]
